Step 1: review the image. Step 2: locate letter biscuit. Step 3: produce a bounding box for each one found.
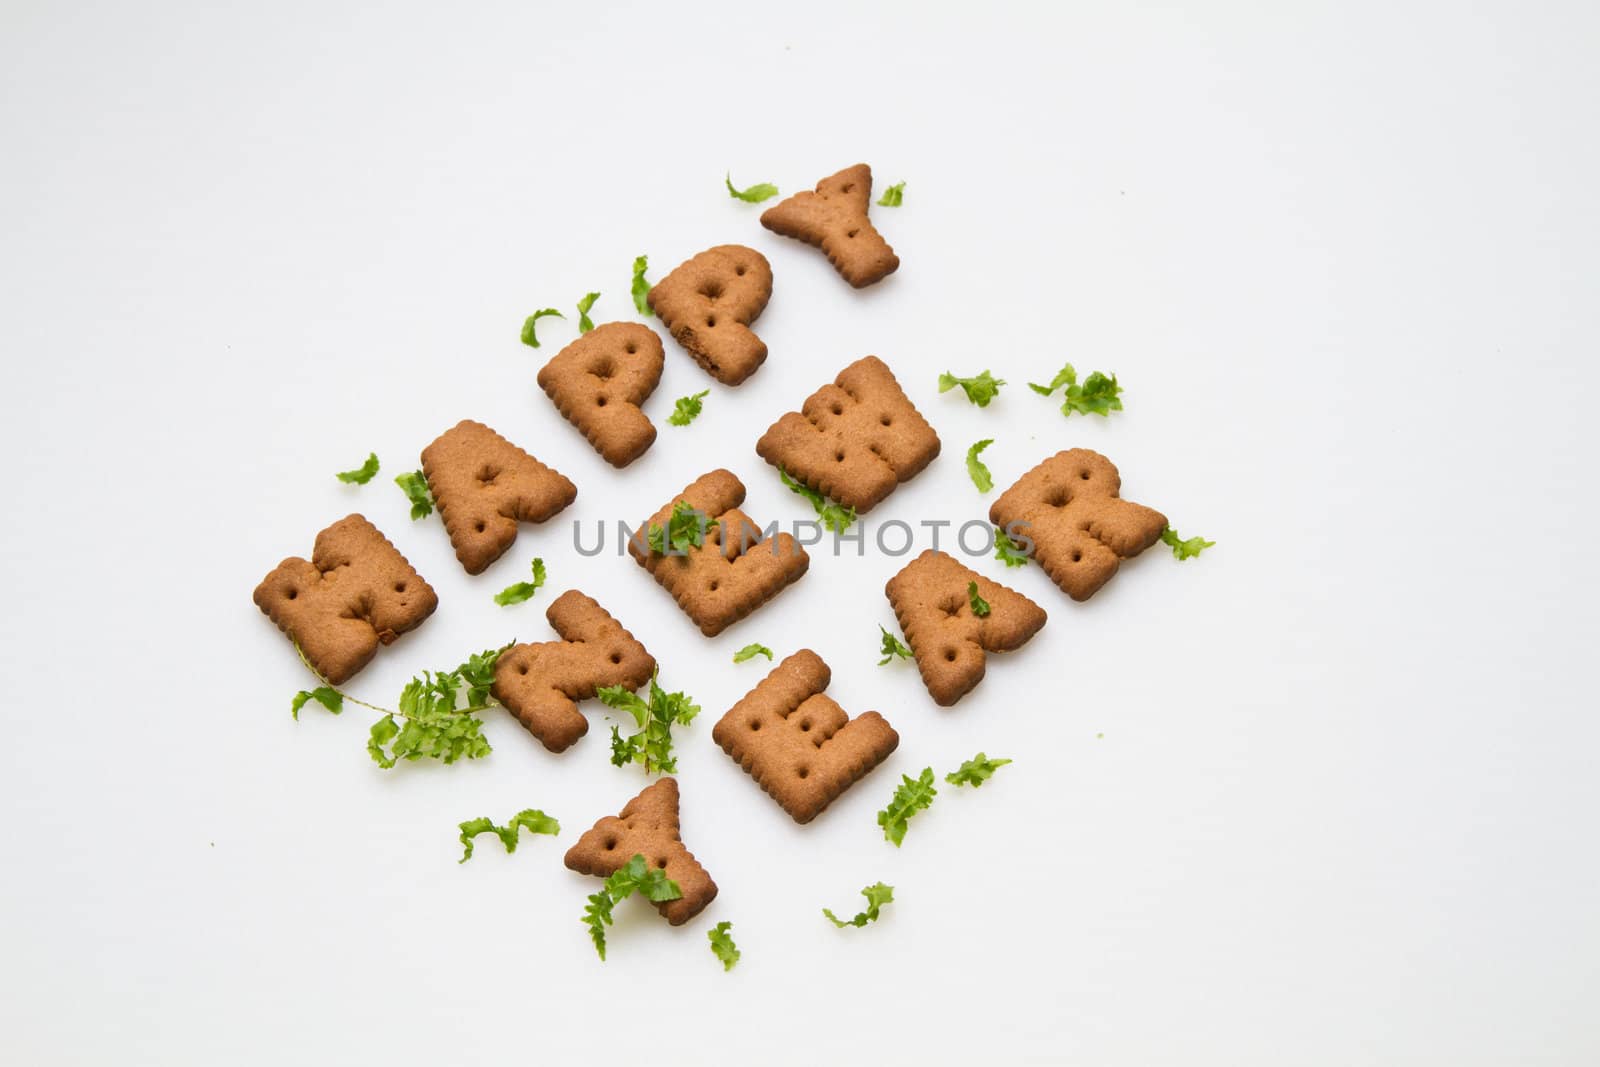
[253,514,438,685]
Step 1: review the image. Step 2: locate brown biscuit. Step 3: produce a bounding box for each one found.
[629,469,809,637]
[565,778,717,925]
[419,420,577,574]
[760,163,899,288]
[253,514,438,685]
[537,322,664,467]
[755,355,940,513]
[712,649,899,823]
[989,449,1167,601]
[490,589,656,752]
[647,245,773,385]
[884,550,1048,706]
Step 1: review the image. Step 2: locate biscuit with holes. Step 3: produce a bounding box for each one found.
[647,245,772,385]
[755,355,939,513]
[885,550,1047,706]
[629,469,808,636]
[419,420,577,574]
[490,590,656,752]
[712,649,899,823]
[989,449,1167,601]
[564,778,717,925]
[760,163,899,288]
[537,322,663,467]
[253,514,438,685]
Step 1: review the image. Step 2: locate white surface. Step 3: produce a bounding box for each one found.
[2,1,1597,1064]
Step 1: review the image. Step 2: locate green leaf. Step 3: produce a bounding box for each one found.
[576,291,600,333]
[583,887,615,961]
[966,439,994,492]
[520,308,564,348]
[601,672,699,775]
[778,468,856,533]
[365,648,507,769]
[494,557,547,606]
[877,624,912,666]
[823,882,895,928]
[1029,362,1124,417]
[945,753,1012,787]
[707,921,741,971]
[458,808,559,863]
[725,172,779,203]
[394,470,434,520]
[646,500,718,555]
[630,255,652,316]
[733,643,774,664]
[583,853,683,961]
[1161,526,1215,561]
[290,686,343,721]
[366,714,400,769]
[598,684,649,726]
[1027,364,1075,396]
[967,581,991,617]
[667,389,710,427]
[335,453,380,485]
[877,768,937,846]
[994,527,1031,567]
[877,181,905,207]
[938,370,1005,408]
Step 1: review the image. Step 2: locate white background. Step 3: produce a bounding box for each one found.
[2,1,1596,1063]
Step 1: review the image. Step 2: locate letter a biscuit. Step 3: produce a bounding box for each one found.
[712,649,899,823]
[564,778,718,925]
[491,590,656,752]
[884,550,1047,706]
[419,420,577,575]
[989,449,1167,601]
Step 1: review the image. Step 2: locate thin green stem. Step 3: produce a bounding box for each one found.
[292,643,496,721]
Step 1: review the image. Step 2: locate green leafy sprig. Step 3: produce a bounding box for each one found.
[576,291,600,333]
[1161,526,1215,560]
[877,625,912,665]
[457,809,559,862]
[878,768,937,846]
[707,921,740,971]
[288,643,506,769]
[725,172,779,203]
[966,439,994,492]
[967,581,991,617]
[646,500,718,555]
[494,558,547,606]
[994,527,1031,567]
[824,882,894,928]
[1029,363,1123,417]
[520,308,563,348]
[290,686,342,720]
[336,453,380,485]
[945,753,1012,787]
[394,470,434,520]
[667,390,709,427]
[598,672,701,775]
[779,468,855,533]
[939,370,1005,407]
[630,255,652,316]
[583,853,683,961]
[877,181,905,207]
[733,643,773,663]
